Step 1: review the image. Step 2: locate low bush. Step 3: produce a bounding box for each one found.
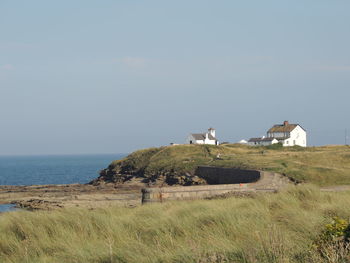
[264,143,283,150]
[311,217,350,262]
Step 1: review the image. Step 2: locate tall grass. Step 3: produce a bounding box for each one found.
[0,185,349,263]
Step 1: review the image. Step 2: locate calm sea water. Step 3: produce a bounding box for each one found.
[0,154,126,212]
[0,204,17,213]
[0,154,126,186]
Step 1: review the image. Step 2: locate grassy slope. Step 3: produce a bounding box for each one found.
[0,185,349,263]
[107,144,350,186]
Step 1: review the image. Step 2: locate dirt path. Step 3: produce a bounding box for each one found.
[320,185,350,192]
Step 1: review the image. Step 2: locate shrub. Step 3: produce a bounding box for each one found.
[312,217,350,262]
[322,217,350,242]
[264,143,283,150]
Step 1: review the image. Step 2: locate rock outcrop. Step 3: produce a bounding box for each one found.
[90,147,208,186]
[90,166,206,187]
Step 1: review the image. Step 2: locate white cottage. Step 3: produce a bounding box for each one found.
[248,121,307,147]
[187,128,219,145]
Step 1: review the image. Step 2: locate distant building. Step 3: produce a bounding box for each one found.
[248,121,307,147]
[187,128,219,145]
[248,137,279,146]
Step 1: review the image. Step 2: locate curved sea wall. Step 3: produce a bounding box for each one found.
[195,166,261,184]
[142,169,292,203]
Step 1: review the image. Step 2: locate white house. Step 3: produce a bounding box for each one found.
[248,121,307,147]
[187,128,219,145]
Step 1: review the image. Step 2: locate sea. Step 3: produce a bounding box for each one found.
[0,153,126,212]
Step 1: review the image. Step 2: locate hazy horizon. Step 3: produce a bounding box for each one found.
[1,1,350,155]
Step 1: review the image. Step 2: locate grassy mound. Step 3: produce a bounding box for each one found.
[95,144,350,186]
[0,185,349,262]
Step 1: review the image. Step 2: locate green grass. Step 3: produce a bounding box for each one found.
[1,185,350,262]
[103,144,350,186]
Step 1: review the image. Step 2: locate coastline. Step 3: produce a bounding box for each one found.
[0,183,144,210]
[0,203,17,213]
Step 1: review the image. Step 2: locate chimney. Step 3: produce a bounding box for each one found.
[283,121,289,126]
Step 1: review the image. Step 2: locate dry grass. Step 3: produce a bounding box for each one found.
[0,185,350,262]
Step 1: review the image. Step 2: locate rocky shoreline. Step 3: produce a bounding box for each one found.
[0,183,145,210]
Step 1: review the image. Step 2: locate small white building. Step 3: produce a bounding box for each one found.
[238,139,248,144]
[248,121,307,147]
[248,137,279,146]
[187,128,219,145]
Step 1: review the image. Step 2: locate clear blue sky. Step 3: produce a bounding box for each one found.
[1,0,349,155]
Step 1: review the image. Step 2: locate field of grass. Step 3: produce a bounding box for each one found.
[103,144,350,186]
[1,185,349,263]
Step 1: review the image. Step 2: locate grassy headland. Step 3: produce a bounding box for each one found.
[0,185,349,262]
[95,144,350,186]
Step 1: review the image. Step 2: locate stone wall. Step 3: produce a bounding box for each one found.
[142,184,255,203]
[142,169,292,203]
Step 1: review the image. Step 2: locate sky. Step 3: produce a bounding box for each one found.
[0,0,350,155]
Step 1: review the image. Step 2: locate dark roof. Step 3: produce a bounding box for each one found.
[191,133,216,141]
[268,124,299,133]
[191,133,205,140]
[248,138,261,142]
[248,137,277,142]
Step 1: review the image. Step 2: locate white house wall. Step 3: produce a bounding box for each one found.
[186,135,202,144]
[289,126,307,147]
[186,135,195,144]
[209,130,216,138]
[204,138,217,145]
[282,138,292,146]
[186,135,216,145]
